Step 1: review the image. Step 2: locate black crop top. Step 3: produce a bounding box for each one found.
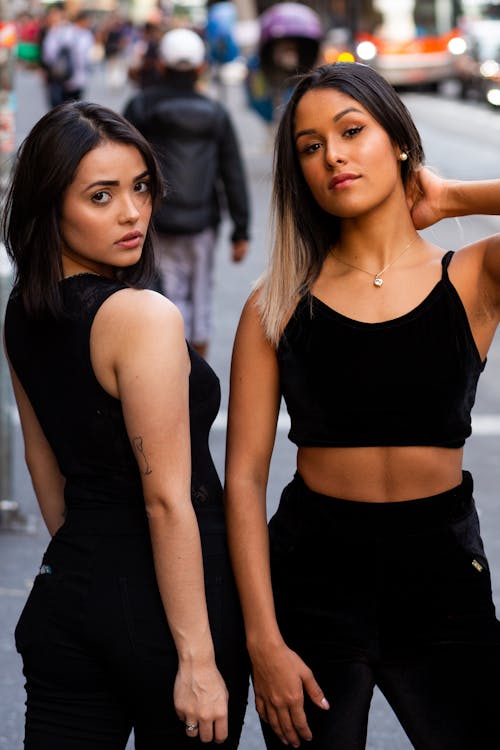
[277,251,485,449]
[4,274,223,513]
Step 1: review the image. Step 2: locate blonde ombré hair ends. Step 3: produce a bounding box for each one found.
[256,184,313,346]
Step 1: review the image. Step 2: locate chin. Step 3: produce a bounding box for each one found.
[118,251,143,267]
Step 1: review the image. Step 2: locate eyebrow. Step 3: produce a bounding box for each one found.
[333,107,363,122]
[84,169,150,191]
[294,107,364,141]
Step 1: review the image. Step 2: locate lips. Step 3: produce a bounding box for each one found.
[328,173,360,190]
[117,231,143,243]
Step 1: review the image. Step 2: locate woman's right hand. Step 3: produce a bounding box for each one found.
[174,659,229,743]
[250,641,329,747]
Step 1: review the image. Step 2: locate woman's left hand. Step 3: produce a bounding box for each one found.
[408,167,448,229]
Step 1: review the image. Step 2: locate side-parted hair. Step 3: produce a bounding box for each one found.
[257,62,425,345]
[2,100,164,318]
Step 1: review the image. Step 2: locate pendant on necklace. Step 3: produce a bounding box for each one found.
[373,277,384,287]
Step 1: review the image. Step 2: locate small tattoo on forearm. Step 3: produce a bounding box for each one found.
[132,436,152,475]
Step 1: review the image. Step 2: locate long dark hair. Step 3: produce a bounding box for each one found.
[2,100,164,318]
[258,62,425,344]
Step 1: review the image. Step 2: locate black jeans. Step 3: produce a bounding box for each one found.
[15,505,249,749]
[264,471,500,749]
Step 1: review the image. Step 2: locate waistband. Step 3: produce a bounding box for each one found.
[287,470,474,534]
[61,501,226,536]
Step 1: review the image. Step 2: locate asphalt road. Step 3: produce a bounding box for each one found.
[1,63,500,749]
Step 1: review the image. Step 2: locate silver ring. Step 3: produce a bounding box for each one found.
[185,723,199,732]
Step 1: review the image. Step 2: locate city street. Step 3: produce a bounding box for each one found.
[1,62,500,749]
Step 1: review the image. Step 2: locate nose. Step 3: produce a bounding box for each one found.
[119,193,141,223]
[325,137,345,168]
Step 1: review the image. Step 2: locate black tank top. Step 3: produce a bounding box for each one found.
[277,251,485,449]
[4,274,223,513]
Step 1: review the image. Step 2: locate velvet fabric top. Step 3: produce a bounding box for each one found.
[277,251,485,449]
[4,274,223,515]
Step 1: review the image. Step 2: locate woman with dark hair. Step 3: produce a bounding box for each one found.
[2,100,248,749]
[225,62,500,749]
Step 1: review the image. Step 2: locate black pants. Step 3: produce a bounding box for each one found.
[264,471,500,749]
[15,505,249,749]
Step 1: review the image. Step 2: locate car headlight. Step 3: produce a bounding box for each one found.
[356,41,377,62]
[480,60,500,79]
[486,87,500,106]
[448,36,467,56]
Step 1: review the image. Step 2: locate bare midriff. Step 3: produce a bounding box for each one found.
[297,445,464,503]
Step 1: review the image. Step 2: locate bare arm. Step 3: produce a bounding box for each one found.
[410,168,500,229]
[3,337,65,537]
[225,293,328,748]
[410,169,500,309]
[93,289,227,743]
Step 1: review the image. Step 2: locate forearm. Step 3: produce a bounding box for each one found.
[443,179,500,219]
[147,501,216,664]
[225,475,284,654]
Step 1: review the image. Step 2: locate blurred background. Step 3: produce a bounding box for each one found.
[1,1,500,749]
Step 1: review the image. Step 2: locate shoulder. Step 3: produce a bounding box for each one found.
[123,93,146,121]
[239,288,263,325]
[95,287,184,338]
[191,94,229,122]
[235,289,276,354]
[212,99,233,125]
[448,237,489,281]
[456,233,500,286]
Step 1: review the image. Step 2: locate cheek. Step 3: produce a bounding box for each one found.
[60,210,106,246]
[300,162,322,196]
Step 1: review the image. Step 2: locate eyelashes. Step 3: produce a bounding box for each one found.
[90,181,151,205]
[298,125,366,155]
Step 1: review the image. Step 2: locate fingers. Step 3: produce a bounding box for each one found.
[256,677,329,746]
[266,704,295,747]
[267,703,311,748]
[303,672,330,711]
[183,715,228,743]
[213,715,229,744]
[184,719,199,739]
[256,688,313,747]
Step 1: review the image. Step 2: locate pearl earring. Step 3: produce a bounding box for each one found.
[399,151,408,161]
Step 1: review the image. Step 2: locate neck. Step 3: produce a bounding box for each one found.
[335,216,418,270]
[61,254,114,280]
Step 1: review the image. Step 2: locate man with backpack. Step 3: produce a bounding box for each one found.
[123,28,250,358]
[42,7,94,108]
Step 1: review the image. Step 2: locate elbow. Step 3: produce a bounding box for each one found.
[143,495,172,520]
[143,492,190,523]
[224,469,267,507]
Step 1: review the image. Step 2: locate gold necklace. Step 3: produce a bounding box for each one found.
[332,235,420,288]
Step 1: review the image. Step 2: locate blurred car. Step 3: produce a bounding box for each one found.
[454,6,500,107]
[355,28,464,91]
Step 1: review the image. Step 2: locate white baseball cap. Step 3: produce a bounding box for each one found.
[159,29,206,70]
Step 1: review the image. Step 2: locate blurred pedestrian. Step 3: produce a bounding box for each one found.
[225,62,500,749]
[2,101,248,749]
[123,28,250,359]
[100,12,129,89]
[127,21,163,89]
[41,8,94,107]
